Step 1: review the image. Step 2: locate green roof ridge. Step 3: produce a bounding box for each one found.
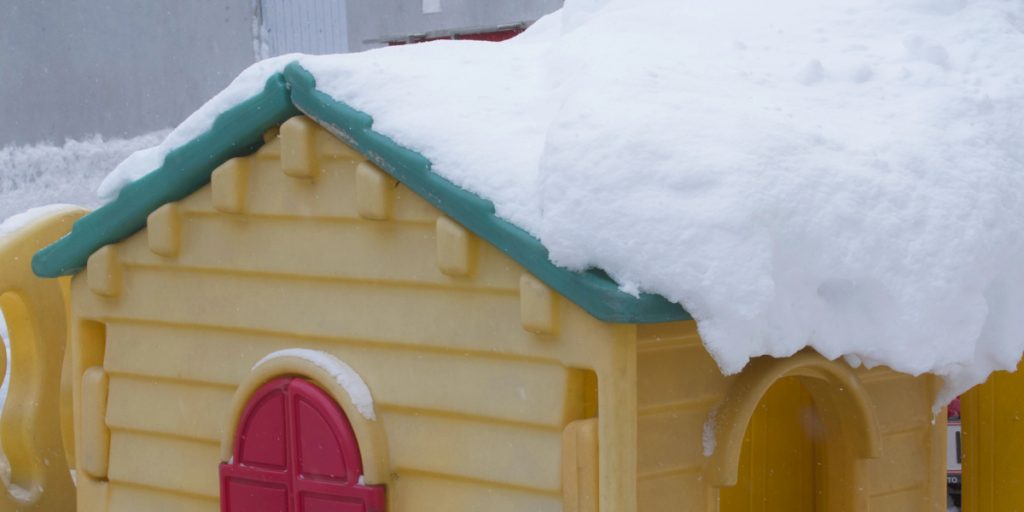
[32,73,299,277]
[31,61,691,324]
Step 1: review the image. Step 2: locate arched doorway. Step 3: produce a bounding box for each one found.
[219,377,387,512]
[720,377,822,511]
[706,351,881,512]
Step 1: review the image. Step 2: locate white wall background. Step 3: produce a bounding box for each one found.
[258,0,350,58]
[0,0,258,146]
[0,1,561,147]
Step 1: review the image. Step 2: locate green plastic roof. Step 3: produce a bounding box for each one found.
[32,62,691,324]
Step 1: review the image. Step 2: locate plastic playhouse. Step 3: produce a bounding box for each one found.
[0,63,1021,512]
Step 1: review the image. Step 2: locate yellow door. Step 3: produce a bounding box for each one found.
[720,377,821,512]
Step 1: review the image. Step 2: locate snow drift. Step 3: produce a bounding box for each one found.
[1,131,168,221]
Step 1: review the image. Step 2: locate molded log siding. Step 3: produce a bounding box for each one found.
[636,323,729,512]
[635,322,944,511]
[69,126,637,512]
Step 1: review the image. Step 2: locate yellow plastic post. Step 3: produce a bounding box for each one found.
[961,360,1024,511]
[0,207,85,510]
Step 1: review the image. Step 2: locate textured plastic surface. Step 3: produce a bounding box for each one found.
[49,114,951,512]
[80,366,111,478]
[561,418,598,512]
[633,322,946,511]
[0,207,83,511]
[6,108,955,512]
[719,377,817,511]
[283,63,687,324]
[66,126,635,511]
[961,360,1024,511]
[33,62,689,324]
[220,377,386,512]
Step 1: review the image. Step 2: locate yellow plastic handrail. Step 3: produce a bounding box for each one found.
[0,207,85,510]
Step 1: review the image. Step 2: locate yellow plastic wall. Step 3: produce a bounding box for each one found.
[961,359,1024,511]
[68,117,637,512]
[53,114,949,512]
[858,366,947,511]
[635,323,727,511]
[635,321,946,511]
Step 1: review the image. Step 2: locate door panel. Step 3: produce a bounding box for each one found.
[220,377,386,512]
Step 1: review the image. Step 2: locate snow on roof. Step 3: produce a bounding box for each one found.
[98,0,1024,401]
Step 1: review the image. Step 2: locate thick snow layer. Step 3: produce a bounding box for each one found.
[254,349,376,420]
[0,131,168,221]
[100,0,1024,401]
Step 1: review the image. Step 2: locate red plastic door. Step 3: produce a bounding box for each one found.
[220,377,386,512]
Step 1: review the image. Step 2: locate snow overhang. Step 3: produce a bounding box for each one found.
[31,62,690,324]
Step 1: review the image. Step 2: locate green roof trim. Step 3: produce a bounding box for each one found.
[32,61,691,324]
[32,73,299,277]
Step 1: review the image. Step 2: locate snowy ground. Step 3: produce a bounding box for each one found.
[0,130,169,221]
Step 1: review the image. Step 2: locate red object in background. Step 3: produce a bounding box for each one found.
[386,25,526,46]
[220,377,386,512]
[948,396,961,420]
[425,27,524,42]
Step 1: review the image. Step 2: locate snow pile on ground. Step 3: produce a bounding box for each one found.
[1,130,169,220]
[99,0,1024,401]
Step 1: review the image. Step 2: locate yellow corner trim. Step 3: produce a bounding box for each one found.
[562,417,599,512]
[76,475,109,511]
[80,366,110,479]
[705,350,882,487]
[221,351,391,488]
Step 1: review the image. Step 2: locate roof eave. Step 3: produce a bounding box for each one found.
[32,61,691,325]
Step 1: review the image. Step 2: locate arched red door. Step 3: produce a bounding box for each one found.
[220,377,386,512]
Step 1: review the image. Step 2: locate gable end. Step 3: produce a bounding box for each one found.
[32,62,690,324]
